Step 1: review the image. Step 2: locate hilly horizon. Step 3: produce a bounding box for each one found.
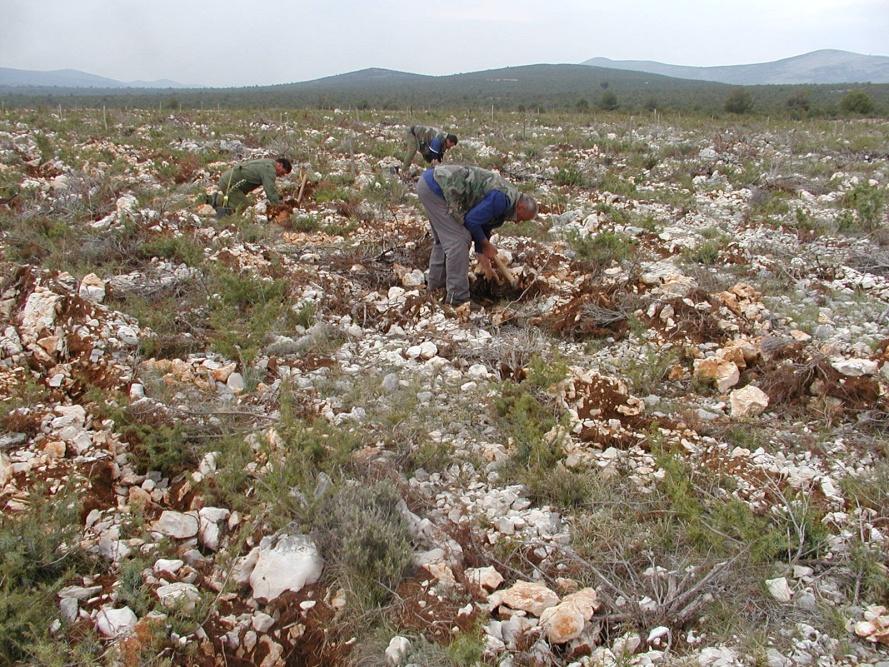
[582,49,889,85]
[0,66,191,89]
[3,49,889,92]
[2,57,888,116]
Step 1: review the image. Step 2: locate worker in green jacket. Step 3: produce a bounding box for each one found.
[401,126,458,174]
[417,164,537,306]
[211,157,292,217]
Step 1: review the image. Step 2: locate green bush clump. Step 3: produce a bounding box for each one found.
[554,166,584,186]
[0,487,96,662]
[656,448,828,563]
[839,181,885,232]
[312,481,413,608]
[683,238,722,265]
[493,353,568,476]
[840,90,875,115]
[120,411,193,476]
[567,230,636,266]
[447,628,486,666]
[725,88,754,114]
[139,234,205,266]
[208,271,290,363]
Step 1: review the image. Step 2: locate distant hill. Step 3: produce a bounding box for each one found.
[582,50,889,84]
[1,62,888,115]
[264,64,728,108]
[0,67,190,88]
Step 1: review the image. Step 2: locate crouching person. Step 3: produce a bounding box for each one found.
[205,157,292,218]
[416,164,537,306]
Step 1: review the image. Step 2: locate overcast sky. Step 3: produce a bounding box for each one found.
[3,0,888,87]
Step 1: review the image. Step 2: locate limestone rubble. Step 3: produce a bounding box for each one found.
[1,110,887,665]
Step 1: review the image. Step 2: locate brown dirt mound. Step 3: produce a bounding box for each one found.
[643,292,729,344]
[754,355,885,419]
[534,287,628,339]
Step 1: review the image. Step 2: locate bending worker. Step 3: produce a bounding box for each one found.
[402,125,458,173]
[212,157,292,217]
[416,164,537,307]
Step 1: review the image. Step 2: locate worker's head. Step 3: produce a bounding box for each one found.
[275,157,293,176]
[445,134,458,149]
[514,194,538,222]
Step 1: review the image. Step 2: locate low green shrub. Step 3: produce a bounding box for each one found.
[312,480,413,608]
[554,166,584,186]
[839,181,885,232]
[567,230,636,266]
[0,486,97,663]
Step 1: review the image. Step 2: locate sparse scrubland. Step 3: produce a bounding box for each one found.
[1,107,888,666]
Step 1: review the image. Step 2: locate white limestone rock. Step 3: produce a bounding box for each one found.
[467,566,504,592]
[78,273,106,303]
[249,534,323,601]
[831,357,878,377]
[766,577,793,603]
[729,385,769,418]
[20,286,60,343]
[153,510,200,539]
[490,580,559,617]
[95,606,137,638]
[156,582,201,612]
[385,635,411,666]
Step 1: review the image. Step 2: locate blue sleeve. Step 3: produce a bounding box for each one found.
[428,137,444,158]
[464,191,510,253]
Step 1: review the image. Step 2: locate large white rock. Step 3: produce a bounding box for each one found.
[693,357,740,392]
[252,611,275,633]
[490,581,559,617]
[540,603,584,644]
[153,510,200,539]
[729,385,769,418]
[116,194,139,216]
[198,506,230,552]
[385,635,411,666]
[156,582,201,612]
[766,577,793,603]
[153,559,184,574]
[466,566,504,592]
[95,606,137,638]
[78,273,106,303]
[226,372,246,393]
[20,287,60,343]
[831,357,878,377]
[401,269,425,288]
[249,534,323,601]
[418,341,438,360]
[58,585,102,600]
[698,646,738,666]
[467,364,490,380]
[539,588,599,644]
[51,404,86,430]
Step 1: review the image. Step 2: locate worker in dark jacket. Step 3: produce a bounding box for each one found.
[402,126,458,173]
[211,157,292,217]
[416,165,537,306]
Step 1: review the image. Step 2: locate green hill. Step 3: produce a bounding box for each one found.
[2,63,887,115]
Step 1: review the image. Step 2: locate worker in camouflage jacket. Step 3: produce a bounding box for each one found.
[401,125,458,173]
[208,157,292,217]
[416,164,537,306]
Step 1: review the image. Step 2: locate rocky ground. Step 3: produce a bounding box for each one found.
[1,108,888,666]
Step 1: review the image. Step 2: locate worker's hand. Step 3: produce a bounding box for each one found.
[431,159,441,166]
[477,254,496,280]
[481,240,498,259]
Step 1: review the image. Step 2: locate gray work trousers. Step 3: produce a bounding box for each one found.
[416,177,471,305]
